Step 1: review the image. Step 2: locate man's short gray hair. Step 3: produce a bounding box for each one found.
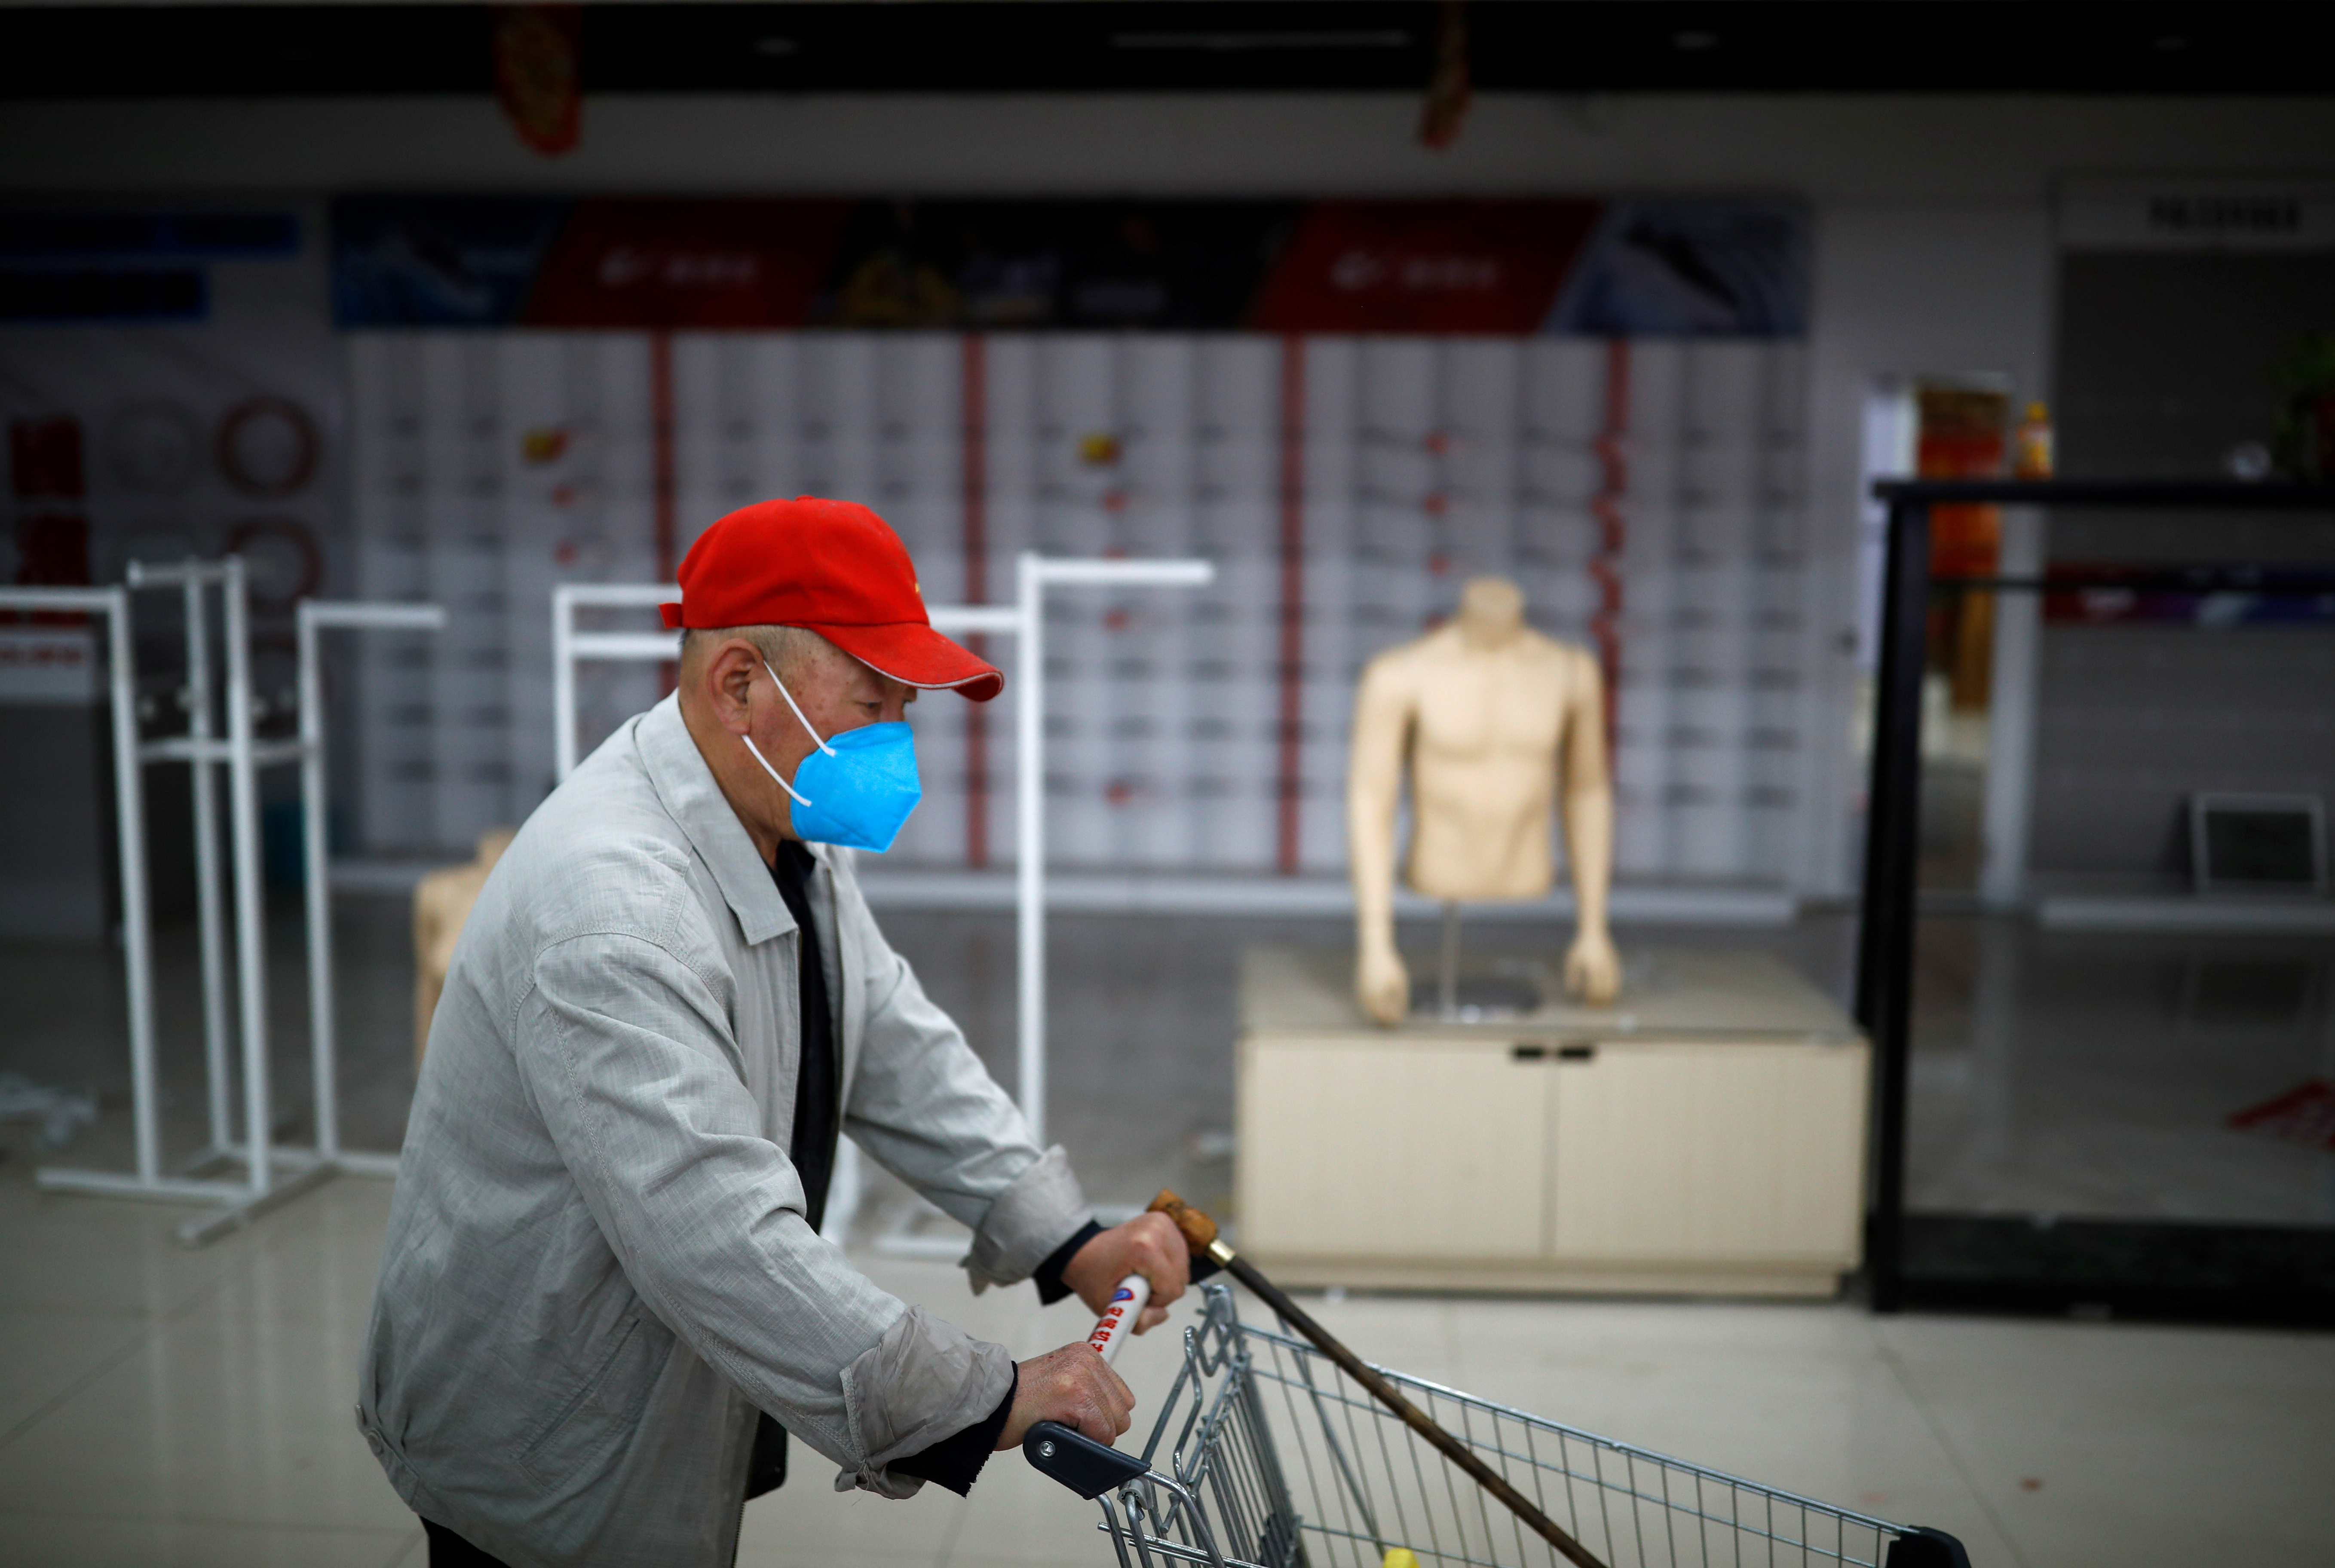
[680,624,829,685]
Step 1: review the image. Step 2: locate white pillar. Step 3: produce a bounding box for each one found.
[184,573,233,1155]
[1014,551,1047,1146]
[298,601,337,1160]
[553,585,578,782]
[102,589,162,1184]
[223,557,273,1195]
[1980,507,2044,908]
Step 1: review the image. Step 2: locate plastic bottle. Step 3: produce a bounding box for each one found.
[2012,401,2054,480]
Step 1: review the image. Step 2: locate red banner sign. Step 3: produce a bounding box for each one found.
[1245,200,1600,335]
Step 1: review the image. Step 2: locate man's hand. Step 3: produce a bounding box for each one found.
[1060,1211,1190,1335]
[996,1343,1135,1451]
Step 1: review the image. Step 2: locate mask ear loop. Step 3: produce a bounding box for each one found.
[739,729,811,808]
[763,659,837,757]
[738,658,833,808]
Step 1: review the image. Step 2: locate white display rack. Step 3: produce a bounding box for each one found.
[0,583,157,1188]
[22,559,444,1245]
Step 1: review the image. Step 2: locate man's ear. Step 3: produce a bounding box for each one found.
[702,640,761,735]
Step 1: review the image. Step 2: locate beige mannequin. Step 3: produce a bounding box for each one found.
[1348,577,1621,1023]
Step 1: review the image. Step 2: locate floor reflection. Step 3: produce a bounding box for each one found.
[1908,913,2335,1224]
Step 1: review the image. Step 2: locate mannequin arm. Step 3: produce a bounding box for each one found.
[1558,658,1621,1004]
[1346,657,1412,1023]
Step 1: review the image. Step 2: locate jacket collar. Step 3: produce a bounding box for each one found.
[636,694,797,946]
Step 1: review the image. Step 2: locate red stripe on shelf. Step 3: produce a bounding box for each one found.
[1275,334,1306,876]
[961,334,990,869]
[1590,338,1630,766]
[650,330,678,694]
[650,331,678,579]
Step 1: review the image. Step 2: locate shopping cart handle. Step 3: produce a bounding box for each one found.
[1022,1420,1148,1500]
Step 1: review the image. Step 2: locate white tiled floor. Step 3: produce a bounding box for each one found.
[2,1165,2331,1568]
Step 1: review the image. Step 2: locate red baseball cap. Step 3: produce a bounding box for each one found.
[660,497,1002,701]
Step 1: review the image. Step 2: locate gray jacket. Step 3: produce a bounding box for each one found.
[358,694,1090,1568]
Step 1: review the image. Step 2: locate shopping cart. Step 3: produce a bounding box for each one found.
[1024,1283,1971,1568]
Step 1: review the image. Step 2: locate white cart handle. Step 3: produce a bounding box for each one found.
[1084,1274,1151,1364]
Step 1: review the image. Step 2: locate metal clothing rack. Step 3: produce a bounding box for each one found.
[0,582,156,1184]
[1856,478,2335,1320]
[25,557,445,1245]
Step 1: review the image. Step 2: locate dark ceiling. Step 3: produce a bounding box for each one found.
[0,2,2321,99]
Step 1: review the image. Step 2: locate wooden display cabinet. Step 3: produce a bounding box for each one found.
[1234,947,1869,1297]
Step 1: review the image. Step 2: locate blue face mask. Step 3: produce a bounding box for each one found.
[738,660,922,853]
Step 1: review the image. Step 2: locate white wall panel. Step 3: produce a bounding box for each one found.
[348,329,659,853]
[734,334,808,514]
[347,333,434,853]
[348,328,1820,885]
[555,333,662,787]
[499,332,579,812]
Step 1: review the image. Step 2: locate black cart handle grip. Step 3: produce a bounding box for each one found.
[1022,1420,1148,1500]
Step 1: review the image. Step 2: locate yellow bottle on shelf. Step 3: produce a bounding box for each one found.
[2012,401,2054,480]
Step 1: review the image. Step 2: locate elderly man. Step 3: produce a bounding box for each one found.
[359,497,1189,1568]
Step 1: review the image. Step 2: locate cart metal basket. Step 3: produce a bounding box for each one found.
[1025,1284,1970,1568]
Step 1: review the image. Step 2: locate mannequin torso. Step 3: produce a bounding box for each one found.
[1347,578,1620,1021]
[1390,626,1587,901]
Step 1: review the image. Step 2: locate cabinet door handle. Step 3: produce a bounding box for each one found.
[1511,1044,1547,1062]
[1557,1044,1596,1063]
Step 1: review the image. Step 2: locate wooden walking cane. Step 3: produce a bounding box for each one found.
[1141,1189,1611,1568]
